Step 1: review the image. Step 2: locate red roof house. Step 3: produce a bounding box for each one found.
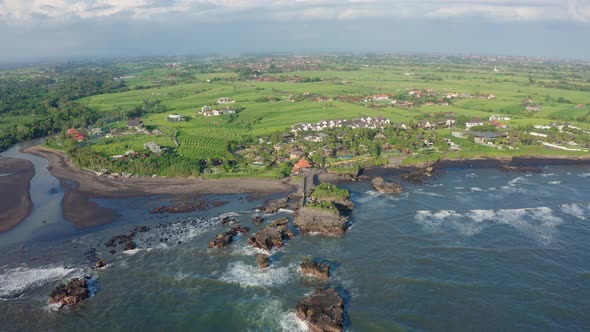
[291,158,312,174]
[67,128,85,142]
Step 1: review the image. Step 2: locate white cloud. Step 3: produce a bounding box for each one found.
[0,0,589,24]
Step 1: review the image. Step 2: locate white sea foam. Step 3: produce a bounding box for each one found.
[560,203,587,220]
[466,173,478,178]
[470,187,484,192]
[122,249,142,255]
[579,173,590,178]
[548,181,561,185]
[231,245,269,257]
[279,312,309,332]
[540,173,557,177]
[219,261,293,288]
[277,208,295,214]
[413,190,443,197]
[0,266,81,298]
[508,176,527,186]
[218,212,241,218]
[416,206,564,245]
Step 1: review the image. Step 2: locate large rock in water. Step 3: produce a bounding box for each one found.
[49,277,91,307]
[256,254,270,269]
[248,218,294,251]
[300,259,330,280]
[208,224,249,248]
[372,177,403,194]
[295,288,344,332]
[294,207,349,235]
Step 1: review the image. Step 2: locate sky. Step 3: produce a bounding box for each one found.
[0,0,589,63]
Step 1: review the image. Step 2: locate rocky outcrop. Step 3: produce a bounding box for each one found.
[150,200,209,214]
[295,288,344,332]
[300,259,330,280]
[252,216,265,225]
[371,177,403,194]
[248,218,295,251]
[95,259,106,269]
[256,254,270,269]
[294,207,349,235]
[262,197,289,214]
[49,277,92,308]
[500,165,543,174]
[208,225,249,248]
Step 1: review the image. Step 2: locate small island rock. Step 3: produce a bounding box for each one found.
[295,288,344,332]
[49,277,92,308]
[372,177,403,194]
[300,259,330,280]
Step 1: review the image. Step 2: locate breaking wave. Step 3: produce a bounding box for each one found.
[560,203,588,220]
[279,312,309,332]
[415,206,564,245]
[219,261,294,288]
[0,266,82,299]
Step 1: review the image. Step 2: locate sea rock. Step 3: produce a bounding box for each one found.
[300,259,330,280]
[500,165,543,174]
[124,241,136,251]
[248,218,295,251]
[256,254,270,269]
[49,277,91,308]
[252,216,265,225]
[295,288,344,332]
[150,200,208,214]
[262,197,289,214]
[95,259,106,269]
[294,207,348,235]
[372,177,403,194]
[208,224,249,248]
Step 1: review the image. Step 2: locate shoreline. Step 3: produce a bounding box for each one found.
[0,157,35,233]
[17,145,296,231]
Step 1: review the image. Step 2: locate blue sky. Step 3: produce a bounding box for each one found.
[0,0,589,62]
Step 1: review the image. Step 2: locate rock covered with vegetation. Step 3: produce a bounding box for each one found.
[295,184,352,235]
[371,177,403,194]
[295,288,344,332]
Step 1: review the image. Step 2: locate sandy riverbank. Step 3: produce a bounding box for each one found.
[0,157,34,232]
[22,145,296,230]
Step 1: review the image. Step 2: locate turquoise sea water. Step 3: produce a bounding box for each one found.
[1,144,589,331]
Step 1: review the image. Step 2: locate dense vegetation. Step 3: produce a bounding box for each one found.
[2,54,590,178]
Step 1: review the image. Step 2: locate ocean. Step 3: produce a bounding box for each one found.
[1,143,589,331]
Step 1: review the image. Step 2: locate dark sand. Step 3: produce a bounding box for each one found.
[0,157,34,232]
[23,145,296,229]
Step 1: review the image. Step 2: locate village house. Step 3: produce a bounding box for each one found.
[525,106,541,112]
[471,131,506,145]
[417,120,434,130]
[437,118,456,128]
[217,97,235,104]
[289,150,304,160]
[489,120,508,129]
[128,118,144,130]
[489,115,511,121]
[372,94,390,101]
[291,158,313,174]
[144,142,163,154]
[465,118,484,128]
[88,127,103,137]
[67,128,85,142]
[167,114,185,122]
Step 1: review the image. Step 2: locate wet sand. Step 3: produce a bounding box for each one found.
[23,145,296,229]
[0,157,34,232]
